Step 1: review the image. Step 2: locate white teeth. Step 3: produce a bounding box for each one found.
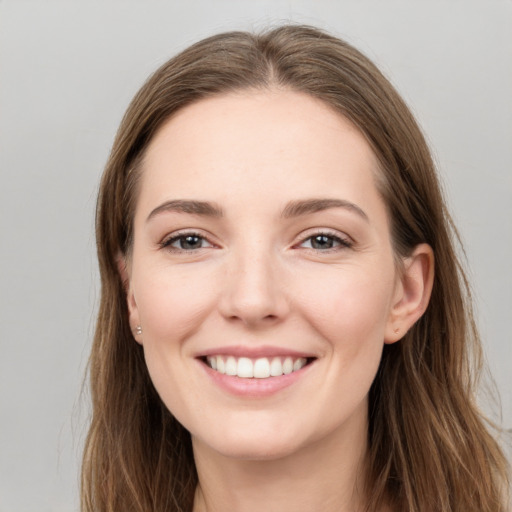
[282,357,293,375]
[253,358,270,378]
[225,356,237,376]
[293,357,307,371]
[206,355,310,379]
[270,357,283,377]
[237,357,253,378]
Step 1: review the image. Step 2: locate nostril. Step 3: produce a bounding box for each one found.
[225,312,281,326]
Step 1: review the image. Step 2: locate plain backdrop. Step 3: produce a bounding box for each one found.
[1,1,511,510]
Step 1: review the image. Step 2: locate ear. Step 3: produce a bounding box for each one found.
[385,243,434,344]
[116,253,143,345]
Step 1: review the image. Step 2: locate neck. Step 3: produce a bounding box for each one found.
[192,409,369,512]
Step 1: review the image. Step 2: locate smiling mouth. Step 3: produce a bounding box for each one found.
[202,355,315,379]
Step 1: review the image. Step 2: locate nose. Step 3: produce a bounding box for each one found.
[218,246,290,327]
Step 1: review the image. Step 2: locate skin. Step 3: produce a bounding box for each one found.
[122,89,433,512]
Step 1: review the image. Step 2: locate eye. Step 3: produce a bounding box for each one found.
[161,232,213,252]
[299,232,352,251]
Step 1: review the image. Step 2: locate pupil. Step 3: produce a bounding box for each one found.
[181,235,201,249]
[312,235,333,249]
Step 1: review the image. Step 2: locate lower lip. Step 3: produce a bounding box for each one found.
[199,359,314,398]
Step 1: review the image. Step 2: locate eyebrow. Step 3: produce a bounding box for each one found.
[281,198,369,221]
[146,199,224,222]
[146,197,368,223]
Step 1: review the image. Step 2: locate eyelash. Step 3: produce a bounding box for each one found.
[159,230,353,253]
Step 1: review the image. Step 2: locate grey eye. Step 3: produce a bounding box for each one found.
[309,234,336,249]
[163,233,213,251]
[173,235,205,250]
[298,232,352,251]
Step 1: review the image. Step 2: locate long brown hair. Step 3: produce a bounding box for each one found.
[82,25,510,511]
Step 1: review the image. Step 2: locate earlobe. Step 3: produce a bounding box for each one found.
[385,243,434,344]
[116,252,143,345]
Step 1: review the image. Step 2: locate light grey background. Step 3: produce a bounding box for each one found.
[1,1,511,510]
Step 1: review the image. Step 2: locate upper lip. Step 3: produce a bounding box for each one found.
[196,345,317,359]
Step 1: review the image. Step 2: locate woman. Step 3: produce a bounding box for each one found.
[82,25,509,511]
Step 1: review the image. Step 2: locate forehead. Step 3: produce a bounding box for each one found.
[138,89,383,215]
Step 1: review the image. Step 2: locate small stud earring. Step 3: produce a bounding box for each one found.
[135,325,142,336]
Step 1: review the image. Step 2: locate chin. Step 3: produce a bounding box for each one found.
[209,442,301,462]
[192,425,307,462]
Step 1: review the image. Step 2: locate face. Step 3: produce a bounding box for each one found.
[125,90,405,460]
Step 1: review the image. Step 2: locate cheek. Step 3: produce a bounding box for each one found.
[132,265,220,420]
[299,268,394,413]
[134,263,219,342]
[294,265,395,354]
